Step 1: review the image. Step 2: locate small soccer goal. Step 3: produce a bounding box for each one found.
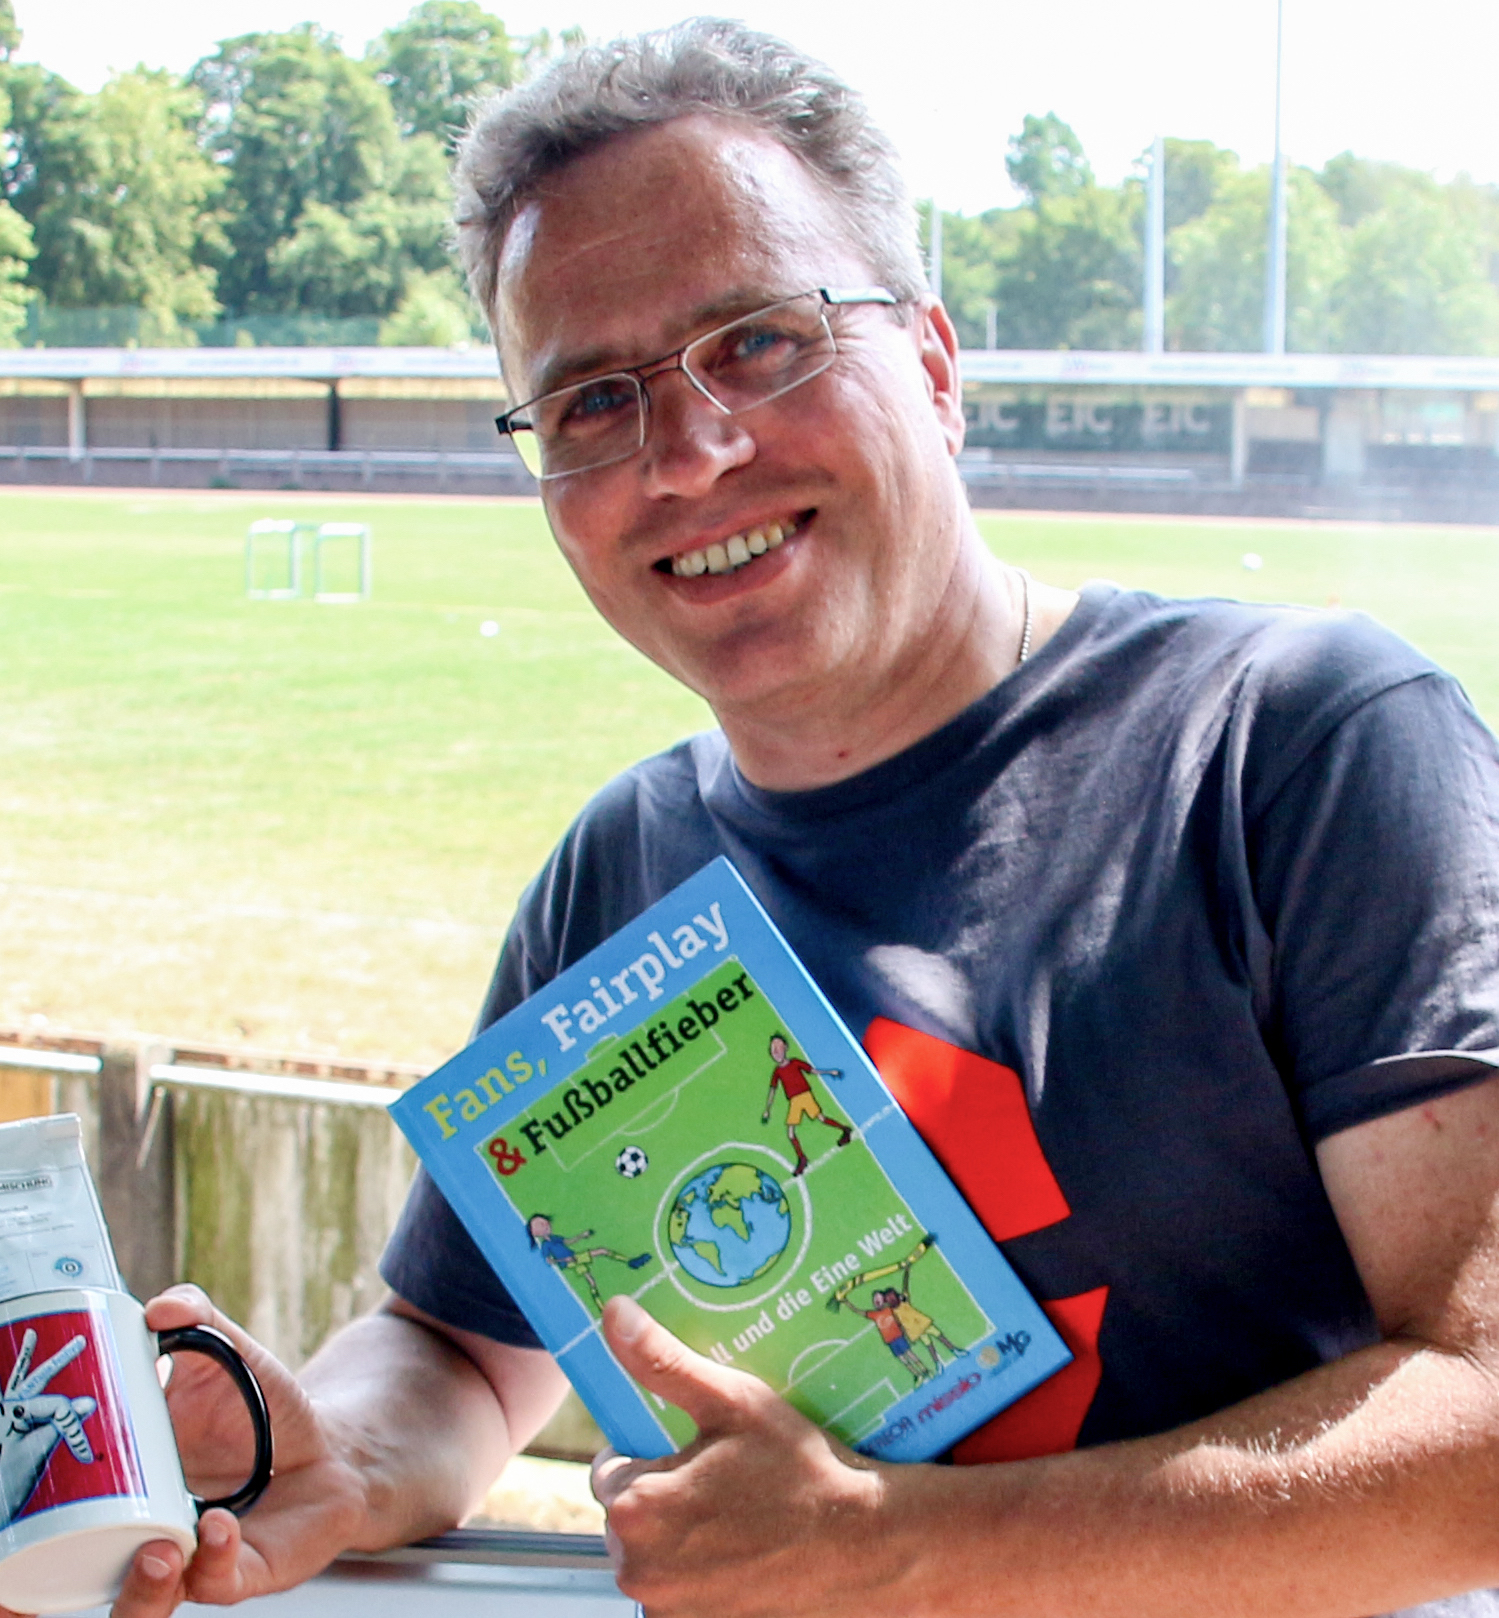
[313,523,373,604]
[244,519,314,599]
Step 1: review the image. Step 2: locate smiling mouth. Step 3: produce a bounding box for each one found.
[657,512,810,578]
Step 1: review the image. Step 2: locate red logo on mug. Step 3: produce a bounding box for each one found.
[0,1308,145,1526]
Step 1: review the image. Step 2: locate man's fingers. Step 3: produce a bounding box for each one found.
[601,1296,762,1435]
[591,1443,646,1510]
[179,1508,255,1605]
[109,1537,187,1618]
[141,1285,216,1335]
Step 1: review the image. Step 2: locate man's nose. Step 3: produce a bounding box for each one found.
[638,370,755,497]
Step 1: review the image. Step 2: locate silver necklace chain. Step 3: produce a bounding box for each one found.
[1016,567,1034,666]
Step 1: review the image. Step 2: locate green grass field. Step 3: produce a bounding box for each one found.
[3,488,1497,1067]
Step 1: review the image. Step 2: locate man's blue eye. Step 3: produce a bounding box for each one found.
[713,325,803,372]
[557,380,635,431]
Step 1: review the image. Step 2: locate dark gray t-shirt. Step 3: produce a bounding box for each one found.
[384,584,1499,1599]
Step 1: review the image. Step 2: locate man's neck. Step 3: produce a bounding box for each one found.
[716,539,1074,793]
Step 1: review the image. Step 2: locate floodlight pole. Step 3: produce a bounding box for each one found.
[1144,136,1165,354]
[928,199,944,301]
[1263,0,1288,355]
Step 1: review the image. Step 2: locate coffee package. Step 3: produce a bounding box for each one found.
[0,1116,120,1299]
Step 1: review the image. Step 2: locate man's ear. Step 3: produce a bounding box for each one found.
[913,296,966,456]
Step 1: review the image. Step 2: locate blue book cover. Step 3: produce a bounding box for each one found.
[392,858,1070,1462]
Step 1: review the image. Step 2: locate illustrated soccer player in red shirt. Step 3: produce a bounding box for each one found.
[761,1032,852,1176]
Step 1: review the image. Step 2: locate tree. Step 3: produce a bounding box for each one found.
[1333,185,1499,355]
[0,56,36,344]
[1006,113,1091,205]
[378,267,480,344]
[266,130,452,320]
[367,0,518,146]
[8,69,223,339]
[192,26,405,314]
[0,192,33,347]
[993,183,1141,349]
[1161,138,1237,234]
[1167,166,1344,351]
[938,208,1023,348]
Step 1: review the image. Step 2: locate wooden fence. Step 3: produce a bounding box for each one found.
[0,1029,602,1460]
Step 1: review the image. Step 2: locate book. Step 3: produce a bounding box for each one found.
[392,858,1070,1462]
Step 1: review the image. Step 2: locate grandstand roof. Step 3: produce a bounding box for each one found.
[3,347,1499,393]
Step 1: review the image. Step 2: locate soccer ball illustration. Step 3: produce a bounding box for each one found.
[615,1145,649,1179]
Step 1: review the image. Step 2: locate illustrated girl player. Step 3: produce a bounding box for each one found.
[840,1286,931,1385]
[760,1032,852,1176]
[832,1233,966,1379]
[526,1214,651,1315]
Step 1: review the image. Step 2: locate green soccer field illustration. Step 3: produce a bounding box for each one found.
[479,957,996,1450]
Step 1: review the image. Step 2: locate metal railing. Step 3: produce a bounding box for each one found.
[0,443,534,491]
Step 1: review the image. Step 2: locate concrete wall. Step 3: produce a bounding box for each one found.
[0,394,68,447]
[87,396,329,453]
[341,397,500,453]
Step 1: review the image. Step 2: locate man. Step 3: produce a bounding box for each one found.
[80,19,1499,1618]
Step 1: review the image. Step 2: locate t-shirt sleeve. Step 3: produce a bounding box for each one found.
[378,1164,544,1349]
[1251,670,1499,1140]
[377,914,550,1346]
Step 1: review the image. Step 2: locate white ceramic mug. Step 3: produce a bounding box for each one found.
[0,1288,272,1615]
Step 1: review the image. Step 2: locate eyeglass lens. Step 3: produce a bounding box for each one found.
[507,292,839,479]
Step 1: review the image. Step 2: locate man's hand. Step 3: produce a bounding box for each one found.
[100,1285,369,1618]
[592,1297,895,1618]
[11,1283,566,1618]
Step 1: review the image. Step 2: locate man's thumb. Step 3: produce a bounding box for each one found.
[601,1296,753,1434]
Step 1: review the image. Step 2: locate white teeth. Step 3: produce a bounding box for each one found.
[668,517,798,579]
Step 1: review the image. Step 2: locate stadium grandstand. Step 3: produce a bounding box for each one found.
[3,345,1499,522]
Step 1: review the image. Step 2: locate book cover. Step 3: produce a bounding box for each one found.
[392,858,1070,1462]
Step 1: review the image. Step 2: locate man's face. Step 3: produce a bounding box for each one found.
[494,116,966,730]
[769,1036,787,1062]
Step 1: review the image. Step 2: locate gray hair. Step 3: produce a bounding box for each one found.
[453,17,926,335]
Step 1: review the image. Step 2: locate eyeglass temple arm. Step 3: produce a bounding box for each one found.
[819,287,899,306]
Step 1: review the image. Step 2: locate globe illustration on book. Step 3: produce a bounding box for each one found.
[666,1163,792,1288]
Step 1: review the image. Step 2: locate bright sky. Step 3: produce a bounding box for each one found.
[16,0,1499,215]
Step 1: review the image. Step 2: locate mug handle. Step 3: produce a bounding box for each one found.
[156,1325,275,1517]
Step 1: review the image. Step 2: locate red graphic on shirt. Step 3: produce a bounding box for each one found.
[952,1287,1108,1463]
[863,1017,1109,1460]
[864,1019,1072,1239]
[0,1305,146,1526]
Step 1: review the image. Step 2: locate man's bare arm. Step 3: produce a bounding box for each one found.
[101,1288,567,1617]
[595,1074,1499,1618]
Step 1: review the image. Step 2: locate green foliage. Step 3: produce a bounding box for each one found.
[992,184,1141,349]
[7,19,1499,356]
[936,113,1499,356]
[1334,178,1499,354]
[193,25,406,315]
[1006,113,1091,204]
[0,196,34,344]
[2,62,224,339]
[367,0,519,146]
[378,267,483,344]
[1161,139,1238,234]
[1168,166,1344,351]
